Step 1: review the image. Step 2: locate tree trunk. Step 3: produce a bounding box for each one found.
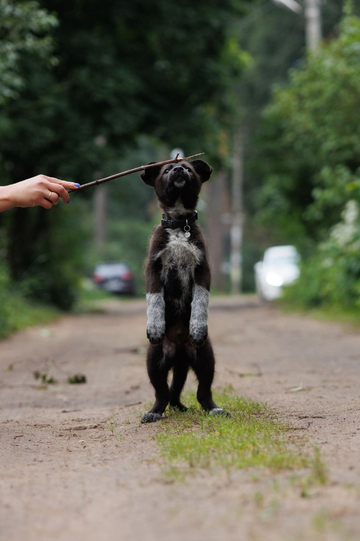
[206,169,229,291]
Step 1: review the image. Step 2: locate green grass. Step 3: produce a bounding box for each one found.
[74,280,137,314]
[299,447,328,497]
[280,301,360,329]
[75,285,113,313]
[156,388,309,477]
[0,291,59,341]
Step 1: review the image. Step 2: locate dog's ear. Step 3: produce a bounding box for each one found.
[191,160,213,183]
[141,163,162,186]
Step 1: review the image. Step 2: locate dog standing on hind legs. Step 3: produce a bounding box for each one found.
[141,158,230,423]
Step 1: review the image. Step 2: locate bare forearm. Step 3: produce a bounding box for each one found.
[0,185,17,211]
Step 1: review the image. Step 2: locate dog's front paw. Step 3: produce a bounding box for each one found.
[147,323,165,345]
[141,412,163,423]
[189,324,208,347]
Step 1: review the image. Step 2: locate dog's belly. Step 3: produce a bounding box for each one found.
[164,324,190,346]
[158,230,203,295]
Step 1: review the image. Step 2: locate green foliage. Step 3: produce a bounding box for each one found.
[258,9,360,240]
[254,7,360,311]
[7,199,87,311]
[0,0,57,102]
[67,374,86,384]
[284,201,360,309]
[0,265,59,340]
[0,0,252,320]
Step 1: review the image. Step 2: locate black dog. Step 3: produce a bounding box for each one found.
[140,159,229,423]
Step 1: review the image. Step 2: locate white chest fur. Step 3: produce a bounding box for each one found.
[157,230,203,290]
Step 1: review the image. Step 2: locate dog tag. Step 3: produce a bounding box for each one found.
[184,221,191,238]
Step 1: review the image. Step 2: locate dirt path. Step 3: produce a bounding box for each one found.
[1,297,360,541]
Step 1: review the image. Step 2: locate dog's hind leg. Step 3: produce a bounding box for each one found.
[141,344,170,423]
[191,339,230,417]
[169,347,189,412]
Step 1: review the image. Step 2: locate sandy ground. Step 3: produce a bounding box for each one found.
[1,296,360,541]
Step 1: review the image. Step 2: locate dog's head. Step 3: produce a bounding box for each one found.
[141,159,213,213]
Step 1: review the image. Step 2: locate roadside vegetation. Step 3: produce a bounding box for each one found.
[1,1,360,339]
[155,388,327,487]
[258,5,360,314]
[0,0,250,337]
[0,266,59,340]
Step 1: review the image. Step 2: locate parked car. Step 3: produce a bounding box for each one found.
[93,262,135,295]
[254,245,300,301]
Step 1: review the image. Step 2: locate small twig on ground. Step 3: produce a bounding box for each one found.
[298,415,325,419]
[284,421,312,431]
[225,367,262,378]
[69,152,205,192]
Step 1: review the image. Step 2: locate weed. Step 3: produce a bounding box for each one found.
[310,447,328,485]
[312,512,327,533]
[105,422,118,433]
[67,374,87,384]
[33,371,57,384]
[312,510,344,535]
[300,487,310,498]
[254,490,264,508]
[299,446,328,495]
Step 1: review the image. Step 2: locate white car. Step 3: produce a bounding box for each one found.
[254,245,300,301]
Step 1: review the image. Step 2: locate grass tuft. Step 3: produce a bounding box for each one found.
[156,388,309,477]
[310,447,328,485]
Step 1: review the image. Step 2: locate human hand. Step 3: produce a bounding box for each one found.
[0,175,80,211]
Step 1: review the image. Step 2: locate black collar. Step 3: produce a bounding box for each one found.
[161,211,198,230]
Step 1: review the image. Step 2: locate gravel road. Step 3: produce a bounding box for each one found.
[1,296,360,541]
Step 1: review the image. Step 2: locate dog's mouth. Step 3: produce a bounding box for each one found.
[171,170,190,189]
[174,177,186,189]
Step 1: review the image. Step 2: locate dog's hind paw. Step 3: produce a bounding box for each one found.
[141,412,163,423]
[209,408,231,418]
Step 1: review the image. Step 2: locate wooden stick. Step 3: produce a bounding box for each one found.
[69,152,205,192]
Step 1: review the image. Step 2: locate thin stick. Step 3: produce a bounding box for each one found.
[69,152,205,192]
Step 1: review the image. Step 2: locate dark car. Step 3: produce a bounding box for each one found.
[93,262,135,295]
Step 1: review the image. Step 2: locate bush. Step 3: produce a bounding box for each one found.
[284,201,360,310]
[0,265,59,340]
[7,200,86,311]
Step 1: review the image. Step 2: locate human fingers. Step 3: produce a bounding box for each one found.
[45,190,60,206]
[38,197,53,210]
[47,178,81,204]
[45,176,81,190]
[46,182,70,204]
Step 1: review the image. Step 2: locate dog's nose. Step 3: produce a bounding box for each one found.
[173,166,183,172]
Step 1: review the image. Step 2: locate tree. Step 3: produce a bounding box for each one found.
[0,0,252,307]
[253,5,360,310]
[0,0,57,103]
[257,6,360,245]
[224,0,359,290]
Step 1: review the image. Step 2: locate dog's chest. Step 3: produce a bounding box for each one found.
[157,230,202,284]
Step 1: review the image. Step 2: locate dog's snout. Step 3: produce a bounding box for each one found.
[173,166,183,173]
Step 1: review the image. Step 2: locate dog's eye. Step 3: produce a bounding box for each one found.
[185,167,191,172]
[164,169,170,174]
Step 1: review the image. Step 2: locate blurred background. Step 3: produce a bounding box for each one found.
[1,0,360,337]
